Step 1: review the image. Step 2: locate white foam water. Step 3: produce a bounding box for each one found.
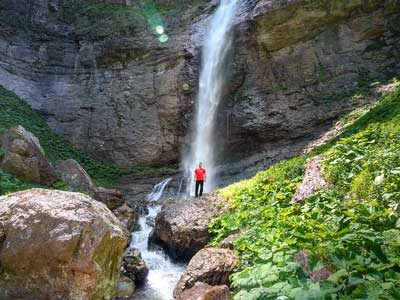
[130,206,185,300]
[146,177,172,202]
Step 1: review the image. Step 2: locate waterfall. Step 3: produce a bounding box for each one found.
[183,0,238,195]
[146,178,172,201]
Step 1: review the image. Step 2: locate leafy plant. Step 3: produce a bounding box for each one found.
[210,85,400,299]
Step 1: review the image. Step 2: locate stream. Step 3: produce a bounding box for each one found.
[129,0,239,297]
[130,205,185,300]
[130,178,185,300]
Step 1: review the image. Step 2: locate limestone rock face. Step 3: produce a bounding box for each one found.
[173,247,238,299]
[0,126,57,184]
[0,188,128,300]
[176,282,230,300]
[150,195,226,261]
[0,0,399,173]
[55,159,96,192]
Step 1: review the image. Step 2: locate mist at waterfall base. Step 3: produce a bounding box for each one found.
[183,0,238,196]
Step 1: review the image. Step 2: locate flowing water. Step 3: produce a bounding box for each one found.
[130,179,185,300]
[129,1,239,298]
[146,177,172,202]
[183,0,238,195]
[130,206,185,300]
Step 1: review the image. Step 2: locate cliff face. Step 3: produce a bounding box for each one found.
[0,0,399,169]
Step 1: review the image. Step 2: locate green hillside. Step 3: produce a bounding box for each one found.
[0,85,123,193]
[210,83,400,299]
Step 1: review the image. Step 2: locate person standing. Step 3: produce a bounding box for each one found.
[194,162,206,197]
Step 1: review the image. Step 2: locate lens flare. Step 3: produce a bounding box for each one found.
[159,34,169,43]
[156,25,164,35]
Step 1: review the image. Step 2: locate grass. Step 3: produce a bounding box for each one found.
[209,83,400,299]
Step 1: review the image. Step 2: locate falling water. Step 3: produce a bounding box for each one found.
[146,177,172,201]
[183,0,238,195]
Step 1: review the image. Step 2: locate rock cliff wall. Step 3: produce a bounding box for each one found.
[0,0,399,170]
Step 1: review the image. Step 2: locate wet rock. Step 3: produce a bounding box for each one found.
[292,156,329,203]
[121,248,149,284]
[176,282,230,300]
[0,126,57,184]
[113,203,138,232]
[92,186,125,210]
[173,247,238,298]
[55,159,96,192]
[0,188,128,300]
[116,275,135,298]
[150,195,226,261]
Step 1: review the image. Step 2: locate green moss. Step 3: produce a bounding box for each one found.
[93,232,127,300]
[210,84,400,299]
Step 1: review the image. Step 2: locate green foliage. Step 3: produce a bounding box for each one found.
[0,85,123,187]
[61,1,142,39]
[0,168,38,195]
[210,86,400,299]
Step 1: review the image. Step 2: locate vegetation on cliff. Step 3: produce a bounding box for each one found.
[210,84,400,299]
[0,85,122,192]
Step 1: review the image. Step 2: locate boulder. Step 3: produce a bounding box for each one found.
[0,126,57,184]
[54,159,125,210]
[176,282,230,300]
[150,195,226,261]
[292,156,329,203]
[54,159,96,192]
[0,188,128,300]
[173,248,238,299]
[113,203,138,232]
[121,248,149,284]
[92,187,125,210]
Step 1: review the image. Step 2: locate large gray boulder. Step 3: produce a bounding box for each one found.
[0,126,57,184]
[150,195,226,261]
[54,159,125,210]
[0,188,128,300]
[173,247,238,299]
[54,159,96,192]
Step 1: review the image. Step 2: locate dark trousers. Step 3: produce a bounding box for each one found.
[195,180,204,197]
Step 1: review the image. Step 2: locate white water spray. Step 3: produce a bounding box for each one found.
[183,0,238,195]
[146,178,172,201]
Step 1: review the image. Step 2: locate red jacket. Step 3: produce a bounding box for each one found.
[194,167,206,181]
